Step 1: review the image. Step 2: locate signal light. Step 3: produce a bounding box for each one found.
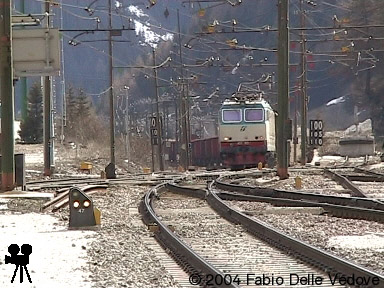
[69,187,100,229]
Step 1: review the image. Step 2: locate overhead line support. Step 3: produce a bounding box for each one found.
[277,0,289,179]
[43,0,54,176]
[107,0,116,178]
[153,49,164,171]
[300,0,308,166]
[0,0,15,191]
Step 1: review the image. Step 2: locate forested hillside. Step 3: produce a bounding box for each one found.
[13,0,384,136]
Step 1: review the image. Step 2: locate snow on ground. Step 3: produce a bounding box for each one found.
[0,213,95,288]
[345,119,372,135]
[328,234,384,250]
[0,120,20,141]
[369,162,384,169]
[310,149,345,166]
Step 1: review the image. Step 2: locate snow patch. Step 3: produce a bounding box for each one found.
[328,234,384,250]
[310,150,345,166]
[133,20,173,48]
[115,0,122,8]
[0,120,21,141]
[326,96,346,106]
[0,200,8,210]
[0,213,95,287]
[345,119,372,135]
[128,5,148,18]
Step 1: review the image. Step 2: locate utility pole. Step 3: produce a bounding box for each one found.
[177,9,189,170]
[277,0,289,179]
[293,86,298,164]
[149,113,155,172]
[20,0,28,122]
[174,96,179,164]
[124,86,129,160]
[107,0,116,178]
[0,0,15,191]
[43,1,54,176]
[300,0,308,165]
[153,49,164,171]
[186,81,191,165]
[60,0,66,145]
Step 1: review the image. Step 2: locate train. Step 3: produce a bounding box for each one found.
[191,93,276,169]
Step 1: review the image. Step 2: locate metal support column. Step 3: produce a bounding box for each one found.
[300,0,308,165]
[124,87,129,160]
[20,0,28,122]
[277,0,289,179]
[153,49,164,171]
[43,1,54,176]
[107,0,116,178]
[60,0,66,144]
[0,0,15,191]
[177,9,188,170]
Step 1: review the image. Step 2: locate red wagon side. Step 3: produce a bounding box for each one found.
[191,137,220,168]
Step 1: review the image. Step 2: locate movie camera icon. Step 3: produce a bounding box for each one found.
[5,244,32,283]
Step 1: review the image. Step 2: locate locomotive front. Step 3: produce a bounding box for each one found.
[218,97,276,169]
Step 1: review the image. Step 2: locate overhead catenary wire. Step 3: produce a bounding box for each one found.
[37,0,384,124]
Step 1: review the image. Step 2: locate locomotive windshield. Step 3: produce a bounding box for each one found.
[244,108,264,122]
[222,109,242,123]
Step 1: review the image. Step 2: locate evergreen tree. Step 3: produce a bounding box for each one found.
[64,85,96,142]
[65,85,77,139]
[76,88,90,119]
[19,83,43,143]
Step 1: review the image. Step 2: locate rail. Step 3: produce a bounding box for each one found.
[214,176,384,210]
[139,182,240,288]
[206,182,384,284]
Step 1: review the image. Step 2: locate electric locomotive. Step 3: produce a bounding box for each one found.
[218,93,276,168]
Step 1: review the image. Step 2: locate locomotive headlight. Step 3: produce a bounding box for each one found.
[224,137,229,141]
[260,136,263,140]
[73,200,80,208]
[83,200,91,208]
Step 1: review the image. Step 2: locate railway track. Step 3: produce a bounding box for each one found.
[325,168,384,200]
[175,169,384,223]
[25,174,183,191]
[214,174,384,211]
[41,184,108,212]
[31,172,185,212]
[140,180,384,287]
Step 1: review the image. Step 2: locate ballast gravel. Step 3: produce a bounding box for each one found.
[224,171,351,196]
[225,200,384,275]
[86,186,181,288]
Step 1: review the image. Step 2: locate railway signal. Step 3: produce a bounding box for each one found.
[69,187,100,229]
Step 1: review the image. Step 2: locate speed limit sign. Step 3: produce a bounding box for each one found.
[309,120,323,146]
